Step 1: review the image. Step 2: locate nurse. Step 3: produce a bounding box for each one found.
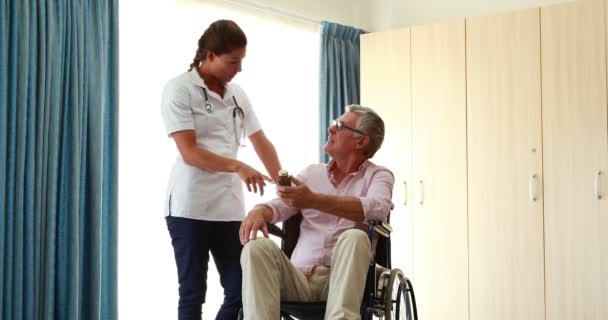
[161,19,282,320]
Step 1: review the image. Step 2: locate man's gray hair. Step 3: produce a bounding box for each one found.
[346,104,385,158]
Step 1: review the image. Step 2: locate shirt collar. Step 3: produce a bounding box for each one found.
[188,69,206,88]
[325,159,370,177]
[188,69,232,98]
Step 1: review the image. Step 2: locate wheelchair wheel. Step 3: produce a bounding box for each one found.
[377,269,392,299]
[383,269,418,320]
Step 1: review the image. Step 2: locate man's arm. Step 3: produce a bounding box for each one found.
[277,177,365,222]
[277,170,394,223]
[309,194,365,222]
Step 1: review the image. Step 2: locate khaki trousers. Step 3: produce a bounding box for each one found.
[241,229,372,320]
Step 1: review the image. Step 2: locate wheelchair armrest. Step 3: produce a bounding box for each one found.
[368,220,393,238]
[267,223,286,239]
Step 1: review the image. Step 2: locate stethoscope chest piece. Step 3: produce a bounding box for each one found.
[204,103,213,113]
[201,87,213,113]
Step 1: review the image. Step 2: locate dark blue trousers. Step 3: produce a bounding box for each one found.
[166,216,243,320]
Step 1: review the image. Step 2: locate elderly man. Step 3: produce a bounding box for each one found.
[239,105,394,320]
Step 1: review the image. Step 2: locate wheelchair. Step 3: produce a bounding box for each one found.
[238,212,418,320]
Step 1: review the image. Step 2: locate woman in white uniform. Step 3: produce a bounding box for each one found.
[161,20,282,320]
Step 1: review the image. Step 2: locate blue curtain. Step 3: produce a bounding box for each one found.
[0,1,118,319]
[318,21,366,163]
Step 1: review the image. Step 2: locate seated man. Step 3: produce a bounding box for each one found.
[239,104,394,320]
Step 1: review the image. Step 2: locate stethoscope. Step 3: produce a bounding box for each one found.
[201,87,246,147]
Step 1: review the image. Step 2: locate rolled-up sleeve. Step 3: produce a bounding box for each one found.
[360,168,394,223]
[264,198,298,224]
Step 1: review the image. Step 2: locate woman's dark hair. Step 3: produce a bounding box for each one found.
[188,20,247,71]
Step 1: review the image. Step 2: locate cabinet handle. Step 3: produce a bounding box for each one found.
[403,180,408,206]
[596,171,603,200]
[529,174,537,202]
[419,180,424,205]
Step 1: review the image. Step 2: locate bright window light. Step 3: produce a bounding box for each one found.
[119,0,320,318]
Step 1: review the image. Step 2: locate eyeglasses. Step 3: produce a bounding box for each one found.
[333,120,366,136]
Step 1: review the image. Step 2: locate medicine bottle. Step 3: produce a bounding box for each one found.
[277,169,291,186]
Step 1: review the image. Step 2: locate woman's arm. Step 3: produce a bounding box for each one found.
[249,130,282,181]
[172,130,270,194]
[172,130,241,172]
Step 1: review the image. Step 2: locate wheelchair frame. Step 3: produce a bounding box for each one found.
[364,220,418,320]
[239,213,418,320]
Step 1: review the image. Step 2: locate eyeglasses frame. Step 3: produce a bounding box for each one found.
[332,119,367,136]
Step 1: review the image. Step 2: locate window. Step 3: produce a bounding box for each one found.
[119,0,320,318]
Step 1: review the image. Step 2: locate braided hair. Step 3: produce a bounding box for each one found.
[188,20,247,71]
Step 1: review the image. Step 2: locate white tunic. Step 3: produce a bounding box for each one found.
[161,69,261,221]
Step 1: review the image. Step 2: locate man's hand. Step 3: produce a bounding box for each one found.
[239,206,271,245]
[276,177,316,209]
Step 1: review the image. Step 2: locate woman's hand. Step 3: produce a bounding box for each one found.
[236,162,272,195]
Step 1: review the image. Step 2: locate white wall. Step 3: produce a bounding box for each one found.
[185,0,376,30]
[196,0,572,31]
[367,0,570,31]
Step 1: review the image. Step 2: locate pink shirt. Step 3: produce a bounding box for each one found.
[264,160,394,273]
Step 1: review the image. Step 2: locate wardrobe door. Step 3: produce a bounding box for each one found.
[541,0,608,318]
[605,0,608,315]
[466,9,544,320]
[410,20,468,320]
[361,29,413,270]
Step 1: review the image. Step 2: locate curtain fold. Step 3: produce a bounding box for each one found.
[0,0,118,319]
[318,21,366,163]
